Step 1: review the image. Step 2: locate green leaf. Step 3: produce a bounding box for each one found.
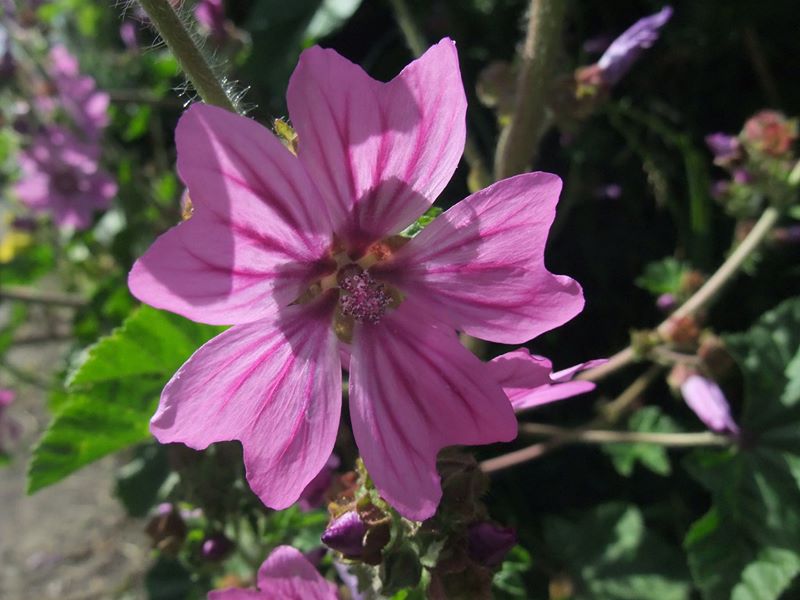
[305,0,363,40]
[115,443,170,517]
[543,503,691,600]
[635,257,688,296]
[684,297,800,599]
[400,207,444,238]
[28,307,222,493]
[68,305,223,387]
[493,545,533,599]
[602,406,679,477]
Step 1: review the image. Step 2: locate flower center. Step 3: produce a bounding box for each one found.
[52,169,79,195]
[337,265,391,324]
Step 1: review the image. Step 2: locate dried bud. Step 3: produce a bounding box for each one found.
[698,334,735,380]
[201,533,234,562]
[679,270,705,296]
[467,522,517,567]
[742,110,798,157]
[322,511,367,557]
[145,505,187,555]
[659,315,700,348]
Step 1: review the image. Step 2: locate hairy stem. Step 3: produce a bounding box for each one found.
[493,0,565,179]
[137,0,237,112]
[579,206,782,383]
[519,422,730,447]
[0,287,86,307]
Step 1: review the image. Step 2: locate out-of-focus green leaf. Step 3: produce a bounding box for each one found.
[684,297,800,599]
[400,206,444,238]
[115,442,169,518]
[28,307,222,493]
[543,503,691,600]
[493,545,533,599]
[305,0,364,40]
[635,257,688,296]
[603,406,679,477]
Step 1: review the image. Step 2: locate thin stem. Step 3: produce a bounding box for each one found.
[481,365,661,474]
[137,0,237,112]
[0,287,86,307]
[578,206,782,383]
[519,422,730,447]
[493,0,565,179]
[387,0,492,188]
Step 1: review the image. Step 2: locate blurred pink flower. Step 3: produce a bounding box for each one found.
[14,127,116,229]
[195,0,227,41]
[680,374,739,435]
[705,132,741,165]
[209,545,337,600]
[742,110,798,157]
[488,349,603,412]
[297,453,339,511]
[596,6,673,86]
[129,39,583,520]
[47,45,110,139]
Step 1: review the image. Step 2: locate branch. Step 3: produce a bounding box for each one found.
[519,422,730,447]
[493,0,565,179]
[137,0,237,112]
[481,365,661,474]
[0,287,86,307]
[579,206,782,383]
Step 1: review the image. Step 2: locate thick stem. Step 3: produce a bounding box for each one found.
[519,422,730,447]
[137,0,237,112]
[0,287,86,307]
[578,206,782,383]
[493,0,565,179]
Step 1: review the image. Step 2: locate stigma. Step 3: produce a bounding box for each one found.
[337,265,391,324]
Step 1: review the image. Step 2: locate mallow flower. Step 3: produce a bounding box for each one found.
[14,127,117,230]
[680,374,739,435]
[129,39,584,520]
[209,545,337,600]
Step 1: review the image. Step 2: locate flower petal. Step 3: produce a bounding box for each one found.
[208,590,264,600]
[255,546,338,599]
[680,375,739,434]
[377,172,584,344]
[349,300,517,520]
[129,104,335,325]
[287,38,466,246]
[488,349,600,412]
[150,298,342,510]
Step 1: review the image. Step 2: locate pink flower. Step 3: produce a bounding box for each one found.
[209,545,338,600]
[297,453,339,511]
[680,374,739,435]
[488,349,603,412]
[129,39,583,520]
[14,127,117,229]
[47,45,110,139]
[195,0,227,41]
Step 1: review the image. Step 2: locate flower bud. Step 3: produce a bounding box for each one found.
[201,533,234,562]
[742,110,798,157]
[467,522,517,567]
[322,511,367,557]
[656,293,677,313]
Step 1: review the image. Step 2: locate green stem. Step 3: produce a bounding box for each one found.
[137,0,237,112]
[493,0,566,179]
[519,422,730,447]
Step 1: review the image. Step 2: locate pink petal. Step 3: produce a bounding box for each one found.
[287,38,466,247]
[256,546,338,599]
[376,172,584,344]
[488,349,600,412]
[129,104,336,325]
[349,300,517,520]
[680,375,739,434]
[150,298,342,510]
[208,590,264,600]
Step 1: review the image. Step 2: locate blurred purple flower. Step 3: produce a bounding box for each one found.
[732,168,752,184]
[488,349,605,412]
[334,561,365,600]
[119,20,139,51]
[705,132,741,165]
[680,374,739,435]
[201,533,234,561]
[467,522,517,567]
[322,511,367,557]
[597,6,673,86]
[656,293,677,313]
[47,45,110,139]
[297,453,339,511]
[594,183,622,200]
[195,0,227,41]
[711,180,729,200]
[14,127,117,230]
